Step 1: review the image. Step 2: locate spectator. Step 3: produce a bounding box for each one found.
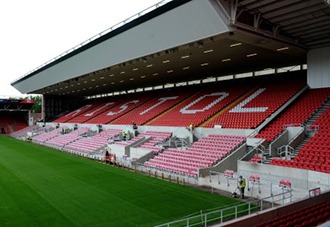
[121,131,126,141]
[105,149,110,164]
[133,122,138,136]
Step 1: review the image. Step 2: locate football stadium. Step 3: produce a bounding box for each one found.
[3,0,330,226]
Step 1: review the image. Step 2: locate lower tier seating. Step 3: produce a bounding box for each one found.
[32,127,64,143]
[45,127,90,148]
[254,201,330,227]
[144,134,246,176]
[64,128,122,153]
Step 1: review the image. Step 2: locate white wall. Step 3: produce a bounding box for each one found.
[307,46,330,88]
[238,161,330,190]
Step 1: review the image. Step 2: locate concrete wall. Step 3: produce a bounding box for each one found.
[307,46,330,89]
[238,161,330,190]
[287,126,304,141]
[269,127,303,156]
[269,130,288,156]
[130,147,153,160]
[199,144,247,177]
[194,127,254,139]
[288,127,305,148]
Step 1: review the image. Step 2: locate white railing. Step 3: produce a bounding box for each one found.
[11,0,173,84]
[154,190,293,227]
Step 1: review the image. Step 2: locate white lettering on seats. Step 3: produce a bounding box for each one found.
[106,100,139,116]
[84,102,115,117]
[139,96,178,115]
[229,88,268,113]
[67,104,92,117]
[180,92,229,114]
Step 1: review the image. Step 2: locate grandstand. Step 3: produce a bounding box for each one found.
[7,0,330,226]
[0,98,34,134]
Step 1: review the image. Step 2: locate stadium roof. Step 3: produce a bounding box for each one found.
[11,0,330,97]
[235,0,330,49]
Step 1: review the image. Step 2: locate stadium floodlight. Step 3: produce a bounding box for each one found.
[246,53,257,57]
[277,47,289,51]
[203,49,214,54]
[230,42,242,47]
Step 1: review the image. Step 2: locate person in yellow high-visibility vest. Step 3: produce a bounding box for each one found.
[189,123,194,132]
[239,175,246,199]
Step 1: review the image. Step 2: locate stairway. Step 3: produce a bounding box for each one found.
[265,96,330,162]
[292,97,330,155]
[304,97,330,129]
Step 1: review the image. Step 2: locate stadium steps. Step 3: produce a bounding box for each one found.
[261,92,330,162]
[290,97,330,158]
[7,125,14,133]
[306,96,330,124]
[292,135,312,157]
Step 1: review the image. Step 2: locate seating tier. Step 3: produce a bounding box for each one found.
[145,134,245,176]
[204,76,305,128]
[256,88,330,142]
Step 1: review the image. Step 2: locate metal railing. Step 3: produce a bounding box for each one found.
[134,162,198,186]
[11,0,173,84]
[154,190,293,227]
[277,145,294,159]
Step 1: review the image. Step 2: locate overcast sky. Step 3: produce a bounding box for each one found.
[0,0,162,97]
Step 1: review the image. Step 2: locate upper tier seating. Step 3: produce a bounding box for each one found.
[147,83,252,127]
[270,106,330,173]
[256,88,330,142]
[144,134,246,176]
[204,76,306,129]
[45,127,90,148]
[85,94,153,124]
[64,128,122,153]
[112,90,193,126]
[53,103,101,123]
[254,201,330,227]
[66,100,118,123]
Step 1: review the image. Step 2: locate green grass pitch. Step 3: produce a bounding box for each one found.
[0,136,240,226]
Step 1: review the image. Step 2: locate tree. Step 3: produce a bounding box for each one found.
[30,95,42,113]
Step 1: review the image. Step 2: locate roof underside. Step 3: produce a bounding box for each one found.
[236,0,330,49]
[11,0,330,97]
[31,31,306,97]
